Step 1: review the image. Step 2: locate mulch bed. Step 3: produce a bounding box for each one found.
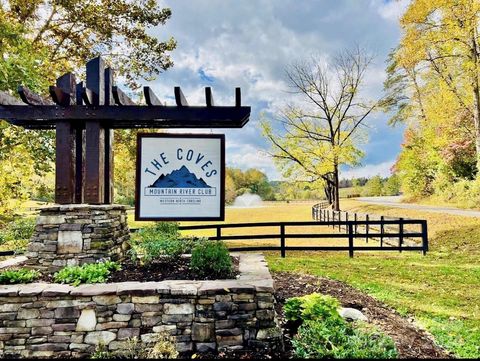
[273,271,453,359]
[35,256,239,283]
[109,256,240,282]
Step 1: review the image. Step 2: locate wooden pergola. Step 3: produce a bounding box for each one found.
[0,57,250,205]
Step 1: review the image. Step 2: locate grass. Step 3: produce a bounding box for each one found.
[167,199,478,358]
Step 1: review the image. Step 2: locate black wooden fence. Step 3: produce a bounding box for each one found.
[178,218,428,258]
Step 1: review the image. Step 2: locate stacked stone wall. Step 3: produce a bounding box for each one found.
[25,205,129,271]
[0,254,282,358]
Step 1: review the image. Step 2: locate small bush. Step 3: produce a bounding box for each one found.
[190,240,233,279]
[141,238,186,262]
[292,319,397,359]
[137,222,180,243]
[54,260,120,286]
[0,268,40,284]
[284,293,341,322]
[0,217,36,244]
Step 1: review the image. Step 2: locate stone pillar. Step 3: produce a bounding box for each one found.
[25,204,130,271]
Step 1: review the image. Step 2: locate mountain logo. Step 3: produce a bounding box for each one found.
[149,165,212,189]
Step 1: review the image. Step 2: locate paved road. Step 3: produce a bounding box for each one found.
[356,196,480,217]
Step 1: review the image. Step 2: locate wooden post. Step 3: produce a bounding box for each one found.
[348,222,354,258]
[380,215,384,247]
[280,224,286,258]
[55,122,76,203]
[84,57,106,204]
[54,73,77,204]
[216,226,221,241]
[345,212,349,233]
[421,220,428,255]
[365,214,369,243]
[399,217,404,253]
[104,67,114,204]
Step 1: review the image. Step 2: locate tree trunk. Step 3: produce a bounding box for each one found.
[471,34,480,173]
[333,163,340,211]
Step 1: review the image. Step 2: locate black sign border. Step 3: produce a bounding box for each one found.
[135,133,225,221]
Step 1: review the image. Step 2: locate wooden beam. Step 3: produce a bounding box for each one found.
[144,86,163,106]
[50,86,70,106]
[0,91,23,105]
[112,86,136,106]
[86,56,105,106]
[104,68,114,106]
[50,72,76,106]
[205,87,214,107]
[76,82,84,105]
[235,87,241,107]
[0,105,251,128]
[18,86,53,105]
[174,86,188,106]
[82,87,93,106]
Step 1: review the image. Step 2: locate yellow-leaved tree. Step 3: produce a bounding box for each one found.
[262,47,384,210]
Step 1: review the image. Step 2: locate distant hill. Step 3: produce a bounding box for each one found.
[149,165,211,188]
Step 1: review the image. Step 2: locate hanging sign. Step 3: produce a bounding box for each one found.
[135,133,225,221]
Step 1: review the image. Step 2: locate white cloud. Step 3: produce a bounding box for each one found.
[375,0,410,22]
[143,0,406,183]
[341,160,395,179]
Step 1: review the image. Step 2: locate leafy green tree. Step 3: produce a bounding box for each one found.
[382,174,401,196]
[384,0,480,201]
[361,176,383,197]
[0,2,175,218]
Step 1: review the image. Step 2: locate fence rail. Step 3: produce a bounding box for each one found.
[178,218,428,258]
[311,202,428,250]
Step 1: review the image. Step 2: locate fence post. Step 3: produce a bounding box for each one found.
[327,210,330,225]
[338,211,341,231]
[421,220,428,255]
[354,213,357,234]
[345,212,349,233]
[216,226,221,241]
[399,217,404,253]
[348,222,354,258]
[380,215,384,247]
[365,214,369,243]
[280,224,286,258]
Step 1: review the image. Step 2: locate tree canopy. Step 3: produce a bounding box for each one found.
[0,1,176,221]
[386,0,480,201]
[262,47,383,210]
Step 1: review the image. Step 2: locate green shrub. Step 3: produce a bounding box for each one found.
[190,240,233,279]
[0,268,40,284]
[292,319,397,359]
[284,293,341,322]
[54,260,120,286]
[141,238,186,263]
[0,217,36,244]
[137,222,180,243]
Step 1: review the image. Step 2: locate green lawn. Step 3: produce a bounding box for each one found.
[266,201,480,358]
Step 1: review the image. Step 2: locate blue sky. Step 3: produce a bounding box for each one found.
[146,0,410,181]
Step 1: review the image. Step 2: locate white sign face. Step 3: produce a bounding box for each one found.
[135,133,225,221]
